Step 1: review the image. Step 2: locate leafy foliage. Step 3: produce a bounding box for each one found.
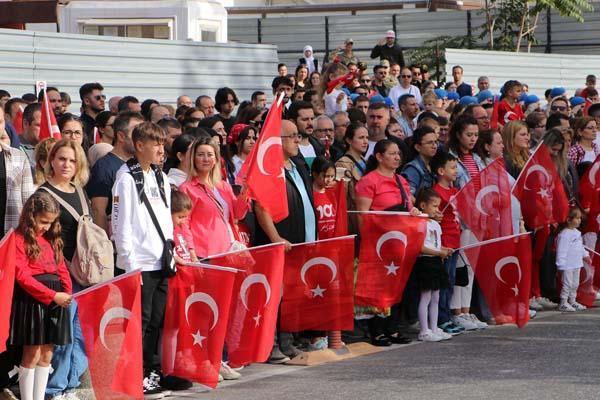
[405,35,472,84]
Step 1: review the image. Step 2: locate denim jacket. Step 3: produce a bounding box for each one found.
[448,149,485,189]
[401,155,435,196]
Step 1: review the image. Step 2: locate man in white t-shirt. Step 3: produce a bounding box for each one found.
[389,67,422,111]
[288,101,324,168]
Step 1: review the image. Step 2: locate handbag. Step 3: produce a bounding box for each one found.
[141,192,177,278]
[454,253,469,287]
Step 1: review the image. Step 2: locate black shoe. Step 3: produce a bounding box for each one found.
[160,375,193,391]
[386,332,412,344]
[280,344,302,358]
[371,334,391,347]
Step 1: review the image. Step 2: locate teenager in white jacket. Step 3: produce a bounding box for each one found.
[556,207,592,312]
[111,122,173,398]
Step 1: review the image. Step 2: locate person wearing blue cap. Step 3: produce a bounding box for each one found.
[550,87,566,100]
[389,67,422,111]
[458,96,478,107]
[570,96,586,117]
[523,94,541,116]
[476,90,494,105]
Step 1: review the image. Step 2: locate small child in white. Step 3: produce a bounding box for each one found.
[556,207,592,312]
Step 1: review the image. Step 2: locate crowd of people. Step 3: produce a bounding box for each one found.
[0,29,599,400]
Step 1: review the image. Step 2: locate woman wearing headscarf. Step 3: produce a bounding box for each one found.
[299,45,318,75]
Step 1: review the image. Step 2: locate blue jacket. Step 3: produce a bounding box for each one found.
[401,155,435,196]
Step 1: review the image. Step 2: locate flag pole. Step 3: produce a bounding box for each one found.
[452,232,531,252]
[201,241,286,262]
[348,210,428,217]
[290,234,357,248]
[584,246,600,258]
[73,270,142,298]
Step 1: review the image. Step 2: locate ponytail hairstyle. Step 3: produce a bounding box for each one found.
[17,191,64,264]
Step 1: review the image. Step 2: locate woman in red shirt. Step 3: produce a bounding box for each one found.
[9,191,72,400]
[355,139,419,347]
[180,136,250,258]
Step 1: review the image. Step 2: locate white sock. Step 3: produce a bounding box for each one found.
[33,366,50,400]
[18,366,35,400]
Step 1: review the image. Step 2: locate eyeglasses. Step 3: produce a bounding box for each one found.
[281,133,301,139]
[334,122,350,128]
[62,130,82,137]
[160,116,177,122]
[400,75,412,78]
[316,128,334,132]
[94,95,106,101]
[551,106,567,112]
[360,79,371,83]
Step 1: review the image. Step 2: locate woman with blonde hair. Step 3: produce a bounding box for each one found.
[501,120,531,179]
[320,62,349,116]
[179,136,249,259]
[33,138,57,185]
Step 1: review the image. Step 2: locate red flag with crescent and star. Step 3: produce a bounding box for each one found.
[580,155,600,234]
[280,236,355,331]
[451,157,513,241]
[512,144,569,229]
[355,213,427,309]
[463,233,532,328]
[236,94,288,222]
[74,271,143,400]
[162,265,236,388]
[0,231,16,353]
[204,243,285,367]
[39,87,61,140]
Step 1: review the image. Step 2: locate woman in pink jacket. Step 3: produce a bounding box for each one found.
[180,136,250,258]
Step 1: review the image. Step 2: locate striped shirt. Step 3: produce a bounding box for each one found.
[460,153,481,191]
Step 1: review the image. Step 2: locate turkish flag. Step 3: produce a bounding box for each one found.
[236,95,288,222]
[576,259,596,308]
[355,213,427,309]
[75,271,143,400]
[580,155,600,233]
[513,144,569,229]
[39,89,61,140]
[162,265,236,388]
[0,231,16,353]
[464,233,532,328]
[451,157,513,241]
[332,181,348,237]
[204,243,285,366]
[593,241,600,292]
[280,236,355,331]
[13,105,24,135]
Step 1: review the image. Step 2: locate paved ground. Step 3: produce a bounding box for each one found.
[173,307,600,400]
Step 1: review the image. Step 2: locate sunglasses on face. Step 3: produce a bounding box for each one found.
[401,75,412,78]
[551,106,567,112]
[94,94,106,101]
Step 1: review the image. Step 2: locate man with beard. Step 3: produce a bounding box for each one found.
[87,111,143,234]
[39,86,63,119]
[289,101,324,169]
[397,94,419,137]
[79,82,106,145]
[370,30,405,68]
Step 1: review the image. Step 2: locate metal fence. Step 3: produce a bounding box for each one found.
[0,28,279,110]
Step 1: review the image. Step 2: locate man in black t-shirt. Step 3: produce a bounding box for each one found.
[87,111,143,234]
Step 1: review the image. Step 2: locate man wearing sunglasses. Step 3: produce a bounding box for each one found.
[548,96,571,118]
[389,67,422,111]
[79,82,106,145]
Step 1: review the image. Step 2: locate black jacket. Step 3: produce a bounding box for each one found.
[254,158,317,245]
[370,43,406,68]
[80,112,96,147]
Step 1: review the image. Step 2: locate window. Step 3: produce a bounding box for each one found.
[80,18,173,40]
[198,20,220,42]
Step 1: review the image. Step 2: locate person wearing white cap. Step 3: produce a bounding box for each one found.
[370,30,406,68]
[299,45,318,75]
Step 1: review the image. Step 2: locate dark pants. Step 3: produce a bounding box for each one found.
[439,252,457,325]
[141,271,168,373]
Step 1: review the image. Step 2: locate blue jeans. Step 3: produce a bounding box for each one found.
[438,253,457,325]
[46,300,88,396]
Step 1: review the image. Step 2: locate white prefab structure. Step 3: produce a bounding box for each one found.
[59,0,228,42]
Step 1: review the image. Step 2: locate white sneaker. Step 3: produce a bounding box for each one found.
[452,314,478,331]
[432,328,452,340]
[418,329,443,342]
[529,309,537,319]
[529,298,543,311]
[536,297,558,309]
[219,362,241,380]
[51,395,67,400]
[468,314,488,329]
[570,302,587,311]
[559,303,575,312]
[595,291,600,301]
[63,393,81,400]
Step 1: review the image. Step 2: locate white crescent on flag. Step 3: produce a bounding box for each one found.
[376,231,407,260]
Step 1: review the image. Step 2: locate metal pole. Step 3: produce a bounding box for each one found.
[467,10,472,49]
[257,18,262,44]
[392,14,397,34]
[324,16,330,63]
[545,7,552,53]
[435,41,440,86]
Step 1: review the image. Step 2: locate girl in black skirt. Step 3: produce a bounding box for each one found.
[9,192,72,400]
[414,189,454,343]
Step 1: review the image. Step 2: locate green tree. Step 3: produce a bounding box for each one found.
[406,35,472,84]
[479,0,594,52]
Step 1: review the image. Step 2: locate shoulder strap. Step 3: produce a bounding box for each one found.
[140,191,167,244]
[74,186,90,215]
[39,186,82,221]
[393,174,409,210]
[343,154,366,174]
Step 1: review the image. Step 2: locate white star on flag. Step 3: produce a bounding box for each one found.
[310,285,326,298]
[511,285,519,296]
[538,188,550,199]
[253,312,262,327]
[191,330,206,347]
[385,262,400,275]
